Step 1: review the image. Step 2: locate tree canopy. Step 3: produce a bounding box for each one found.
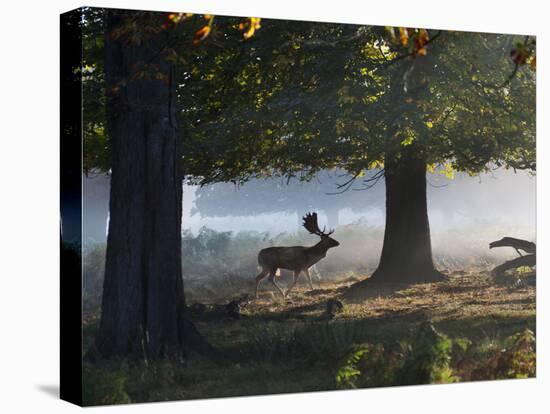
[81,10,535,186]
[178,21,535,186]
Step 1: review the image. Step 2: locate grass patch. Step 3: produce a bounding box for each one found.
[82,271,535,405]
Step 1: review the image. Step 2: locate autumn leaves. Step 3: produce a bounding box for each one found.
[164,13,262,45]
[386,27,431,57]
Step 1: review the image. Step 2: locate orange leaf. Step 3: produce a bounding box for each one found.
[241,17,261,40]
[243,26,256,39]
[193,25,211,45]
[510,49,525,65]
[412,29,429,56]
[415,47,427,56]
[399,27,409,46]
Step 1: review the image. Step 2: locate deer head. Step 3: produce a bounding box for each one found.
[303,212,340,248]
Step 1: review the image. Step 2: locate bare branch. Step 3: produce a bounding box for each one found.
[325,171,361,195]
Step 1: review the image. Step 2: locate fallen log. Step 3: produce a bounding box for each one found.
[491,253,536,276]
[489,237,536,277]
[188,294,251,319]
[489,237,536,256]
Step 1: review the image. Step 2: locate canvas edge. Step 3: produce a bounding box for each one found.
[60,7,84,407]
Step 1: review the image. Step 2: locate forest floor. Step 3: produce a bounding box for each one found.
[82,268,536,405]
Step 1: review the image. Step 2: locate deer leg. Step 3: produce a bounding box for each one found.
[268,271,285,297]
[285,270,301,297]
[254,269,269,298]
[304,269,314,290]
[311,264,322,287]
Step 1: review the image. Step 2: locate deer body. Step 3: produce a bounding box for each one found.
[259,241,330,271]
[255,213,339,298]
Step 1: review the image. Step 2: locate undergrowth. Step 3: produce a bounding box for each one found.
[82,322,535,405]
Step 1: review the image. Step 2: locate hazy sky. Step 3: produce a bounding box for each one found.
[83,168,535,243]
[182,169,535,236]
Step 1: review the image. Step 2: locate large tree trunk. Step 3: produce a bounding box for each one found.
[95,10,188,359]
[369,147,444,283]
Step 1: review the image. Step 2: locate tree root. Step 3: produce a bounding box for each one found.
[180,313,222,361]
[366,267,447,285]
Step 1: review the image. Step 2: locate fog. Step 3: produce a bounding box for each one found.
[83,168,535,270]
[184,170,535,234]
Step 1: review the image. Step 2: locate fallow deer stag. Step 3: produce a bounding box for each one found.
[254,212,340,298]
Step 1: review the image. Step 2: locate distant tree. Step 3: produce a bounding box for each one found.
[192,169,385,229]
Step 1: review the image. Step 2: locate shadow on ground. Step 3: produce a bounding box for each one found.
[36,384,59,399]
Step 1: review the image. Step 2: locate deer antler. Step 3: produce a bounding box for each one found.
[302,212,334,237]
